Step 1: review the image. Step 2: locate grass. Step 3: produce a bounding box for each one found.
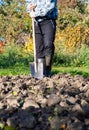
[0,66,89,78]
[0,40,89,78]
[53,66,89,77]
[0,66,30,76]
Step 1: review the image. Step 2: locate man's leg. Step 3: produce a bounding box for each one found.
[41,20,56,77]
[35,22,46,76]
[35,22,44,59]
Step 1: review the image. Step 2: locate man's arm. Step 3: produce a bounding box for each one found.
[34,0,57,17]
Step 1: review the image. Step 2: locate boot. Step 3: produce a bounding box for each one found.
[34,58,45,79]
[44,55,53,77]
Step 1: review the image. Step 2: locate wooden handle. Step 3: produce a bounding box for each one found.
[32,18,37,72]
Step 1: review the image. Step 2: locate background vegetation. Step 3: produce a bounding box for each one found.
[0,1,89,130]
[0,0,89,77]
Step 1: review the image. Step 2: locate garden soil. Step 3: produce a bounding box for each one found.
[0,74,89,130]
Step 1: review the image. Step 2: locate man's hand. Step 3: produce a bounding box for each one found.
[28,4,36,18]
[29,4,36,11]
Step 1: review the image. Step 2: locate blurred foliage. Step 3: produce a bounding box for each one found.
[0,44,33,68]
[0,0,89,68]
[0,0,32,44]
[57,0,89,53]
[0,41,5,53]
[62,24,89,52]
[54,31,89,67]
[23,36,33,54]
[58,0,77,8]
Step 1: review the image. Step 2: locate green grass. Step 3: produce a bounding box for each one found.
[0,66,30,76]
[0,66,89,78]
[53,66,89,77]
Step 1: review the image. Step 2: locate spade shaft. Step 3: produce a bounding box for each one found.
[30,17,44,79]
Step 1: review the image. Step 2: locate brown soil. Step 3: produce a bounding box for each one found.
[0,74,89,130]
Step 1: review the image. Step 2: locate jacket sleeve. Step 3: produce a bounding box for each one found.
[34,0,56,17]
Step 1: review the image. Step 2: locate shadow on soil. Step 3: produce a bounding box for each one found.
[0,104,89,130]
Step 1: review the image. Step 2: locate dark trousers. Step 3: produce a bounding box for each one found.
[35,19,56,59]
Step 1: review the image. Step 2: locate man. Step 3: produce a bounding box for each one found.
[26,0,58,77]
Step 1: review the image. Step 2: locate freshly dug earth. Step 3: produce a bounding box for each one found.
[0,74,89,130]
